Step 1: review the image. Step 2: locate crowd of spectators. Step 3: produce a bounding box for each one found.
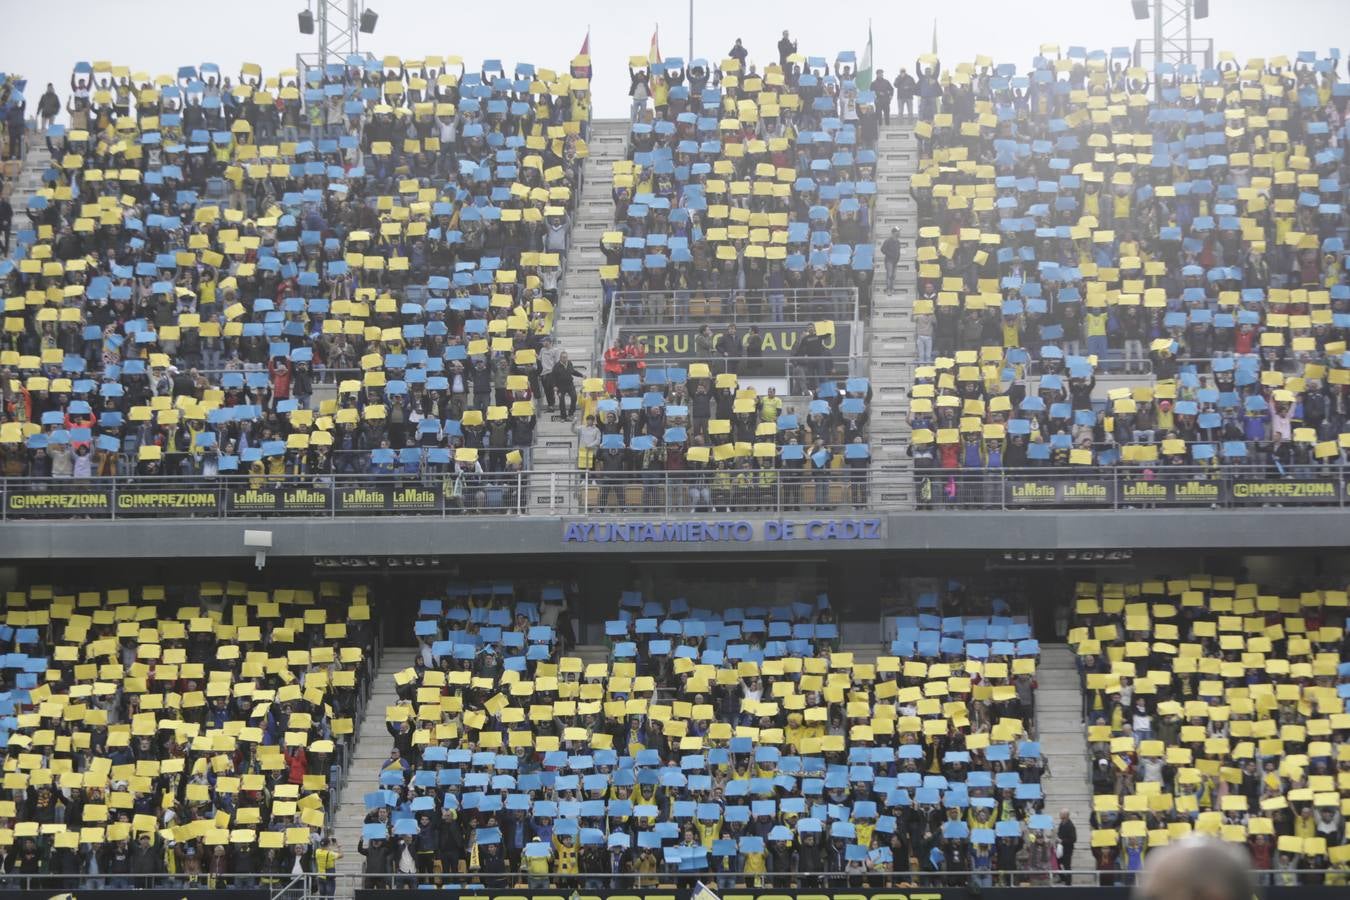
[1069,574,1350,884]
[0,580,375,888]
[906,47,1350,481]
[574,331,871,511]
[356,586,1056,888]
[0,53,592,483]
[601,38,878,326]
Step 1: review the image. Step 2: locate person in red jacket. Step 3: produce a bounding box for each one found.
[619,335,647,374]
[284,744,308,785]
[602,344,625,395]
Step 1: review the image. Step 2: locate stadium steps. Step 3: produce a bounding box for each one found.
[4,140,51,260]
[1034,643,1093,879]
[332,646,421,891]
[835,642,881,665]
[571,643,612,666]
[868,123,919,507]
[529,120,630,510]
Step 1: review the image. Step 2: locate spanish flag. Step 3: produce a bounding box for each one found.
[649,25,661,65]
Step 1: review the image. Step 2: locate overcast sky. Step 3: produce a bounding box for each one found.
[2,0,1343,119]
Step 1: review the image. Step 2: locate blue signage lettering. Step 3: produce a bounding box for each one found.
[562,519,883,544]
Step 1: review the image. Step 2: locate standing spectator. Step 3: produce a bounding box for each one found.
[1056,809,1076,884]
[314,838,341,899]
[894,68,917,119]
[728,39,749,69]
[873,69,894,124]
[0,193,11,257]
[550,351,583,421]
[777,31,797,69]
[628,67,650,122]
[37,83,60,132]
[4,91,23,160]
[744,325,765,375]
[719,322,741,374]
[881,227,902,294]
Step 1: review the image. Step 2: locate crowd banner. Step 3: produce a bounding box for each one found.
[617,322,854,360]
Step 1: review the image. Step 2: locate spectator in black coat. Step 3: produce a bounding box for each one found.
[873,70,894,124]
[1057,810,1077,884]
[358,835,395,890]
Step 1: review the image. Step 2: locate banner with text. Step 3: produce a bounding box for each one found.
[618,322,854,360]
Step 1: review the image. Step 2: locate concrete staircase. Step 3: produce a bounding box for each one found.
[1035,643,1092,880]
[3,138,51,260]
[528,120,630,510]
[570,643,611,666]
[331,646,419,893]
[867,123,919,507]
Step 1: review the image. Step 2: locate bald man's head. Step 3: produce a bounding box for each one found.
[1135,837,1255,900]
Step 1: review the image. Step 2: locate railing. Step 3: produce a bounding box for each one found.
[602,353,872,385]
[0,469,876,520]
[8,465,1350,520]
[609,287,861,327]
[911,464,1350,510]
[601,287,862,363]
[0,868,1336,894]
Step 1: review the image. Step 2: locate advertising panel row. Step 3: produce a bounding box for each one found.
[3,484,453,517]
[911,475,1348,508]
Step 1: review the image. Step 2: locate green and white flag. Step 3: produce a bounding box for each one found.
[857,22,873,90]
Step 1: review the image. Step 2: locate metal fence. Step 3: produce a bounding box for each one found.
[7,465,1350,520]
[0,468,875,520]
[911,464,1350,510]
[0,868,1336,895]
[609,287,860,327]
[605,353,872,386]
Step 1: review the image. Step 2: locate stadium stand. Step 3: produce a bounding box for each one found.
[575,359,874,513]
[0,54,591,487]
[1069,574,1350,885]
[906,47,1350,506]
[354,584,1054,887]
[607,47,877,325]
[0,579,376,888]
[566,40,882,511]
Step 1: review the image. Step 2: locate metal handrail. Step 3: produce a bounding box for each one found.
[908,464,1349,510]
[609,287,862,326]
[0,867,1337,889]
[595,353,874,383]
[5,465,1350,519]
[0,468,876,520]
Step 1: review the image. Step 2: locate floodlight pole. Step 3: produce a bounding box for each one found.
[689,0,694,64]
[1145,0,1212,102]
[297,0,364,79]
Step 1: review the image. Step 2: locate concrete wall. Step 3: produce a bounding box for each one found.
[1,508,1345,561]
